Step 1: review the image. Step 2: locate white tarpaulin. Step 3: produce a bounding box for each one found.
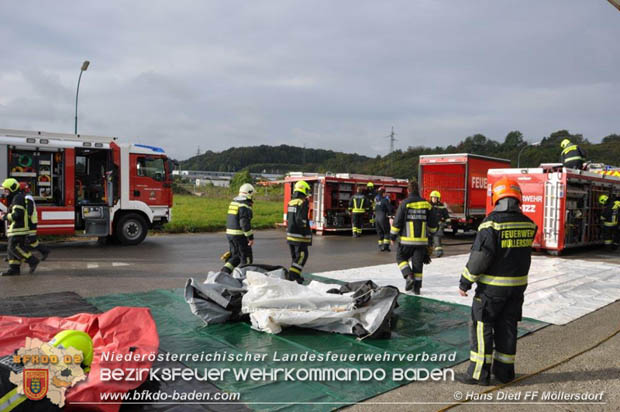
[317,254,620,325]
[241,271,399,336]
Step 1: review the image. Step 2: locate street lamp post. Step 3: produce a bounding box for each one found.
[74,60,90,135]
[517,141,541,168]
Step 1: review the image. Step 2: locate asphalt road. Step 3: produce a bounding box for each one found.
[0,230,618,411]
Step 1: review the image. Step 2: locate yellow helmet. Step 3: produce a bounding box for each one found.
[49,330,94,370]
[560,139,571,149]
[293,180,311,196]
[366,182,374,188]
[599,194,609,205]
[430,190,441,199]
[1,178,20,192]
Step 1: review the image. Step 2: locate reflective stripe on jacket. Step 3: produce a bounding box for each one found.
[460,210,537,296]
[390,194,435,246]
[287,194,312,245]
[226,196,254,239]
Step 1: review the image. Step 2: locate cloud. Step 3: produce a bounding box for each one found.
[0,0,619,160]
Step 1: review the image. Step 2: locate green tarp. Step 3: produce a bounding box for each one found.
[88,275,547,411]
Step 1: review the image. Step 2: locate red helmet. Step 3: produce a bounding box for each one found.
[492,176,522,205]
[19,182,30,193]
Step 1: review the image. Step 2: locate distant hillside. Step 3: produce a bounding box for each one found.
[180,144,371,174]
[179,130,620,179]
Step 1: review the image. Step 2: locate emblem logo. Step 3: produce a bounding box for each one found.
[23,369,49,401]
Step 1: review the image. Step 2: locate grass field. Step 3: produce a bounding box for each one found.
[163,194,283,233]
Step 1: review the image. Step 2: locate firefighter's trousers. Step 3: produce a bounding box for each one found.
[351,213,364,236]
[432,222,446,254]
[375,215,390,250]
[7,236,35,267]
[467,290,524,383]
[26,235,50,257]
[222,235,253,274]
[396,245,425,288]
[288,244,309,276]
[602,226,617,248]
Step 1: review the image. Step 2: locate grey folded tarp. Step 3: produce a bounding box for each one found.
[185,264,399,338]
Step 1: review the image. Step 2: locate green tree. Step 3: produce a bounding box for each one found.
[230,170,254,194]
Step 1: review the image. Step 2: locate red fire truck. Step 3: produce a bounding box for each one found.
[0,128,173,245]
[282,173,409,235]
[486,164,620,254]
[419,153,511,231]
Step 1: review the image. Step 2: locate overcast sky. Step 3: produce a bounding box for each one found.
[0,1,618,160]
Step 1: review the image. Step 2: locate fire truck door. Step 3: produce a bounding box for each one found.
[130,154,167,205]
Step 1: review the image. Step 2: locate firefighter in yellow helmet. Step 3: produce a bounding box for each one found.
[221,183,255,274]
[390,179,435,294]
[599,194,619,250]
[429,190,450,257]
[560,139,586,170]
[458,177,537,385]
[0,330,93,411]
[348,186,370,237]
[0,178,39,276]
[286,180,312,283]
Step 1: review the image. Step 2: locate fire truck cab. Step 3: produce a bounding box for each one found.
[0,128,173,245]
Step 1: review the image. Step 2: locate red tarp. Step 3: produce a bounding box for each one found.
[0,306,159,412]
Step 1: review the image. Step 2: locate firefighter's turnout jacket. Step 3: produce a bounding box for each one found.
[459,201,537,383]
[226,196,254,240]
[287,192,312,245]
[560,144,586,169]
[430,200,450,226]
[3,192,32,237]
[390,194,434,246]
[600,200,620,246]
[25,194,38,236]
[348,193,369,214]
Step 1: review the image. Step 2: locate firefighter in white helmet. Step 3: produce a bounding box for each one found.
[221,183,255,274]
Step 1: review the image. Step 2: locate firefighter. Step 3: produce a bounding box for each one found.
[366,182,376,224]
[374,187,393,251]
[429,190,450,257]
[221,183,255,275]
[0,179,39,276]
[560,139,586,170]
[390,179,435,295]
[458,176,537,385]
[287,180,312,283]
[349,186,369,237]
[21,183,50,260]
[599,194,617,250]
[0,330,93,412]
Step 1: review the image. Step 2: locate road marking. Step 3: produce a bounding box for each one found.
[87,263,99,269]
[112,262,130,267]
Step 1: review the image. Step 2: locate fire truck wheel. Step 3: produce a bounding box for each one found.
[115,213,148,245]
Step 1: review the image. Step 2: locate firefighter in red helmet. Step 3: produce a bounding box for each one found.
[458,176,537,385]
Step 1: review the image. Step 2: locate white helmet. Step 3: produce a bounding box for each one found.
[239,183,255,199]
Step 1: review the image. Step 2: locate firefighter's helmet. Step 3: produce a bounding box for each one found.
[430,190,441,199]
[560,139,571,149]
[238,183,255,199]
[49,330,94,370]
[19,182,30,193]
[378,186,386,193]
[492,176,522,205]
[294,180,311,196]
[1,178,20,193]
[599,194,609,205]
[366,182,374,188]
